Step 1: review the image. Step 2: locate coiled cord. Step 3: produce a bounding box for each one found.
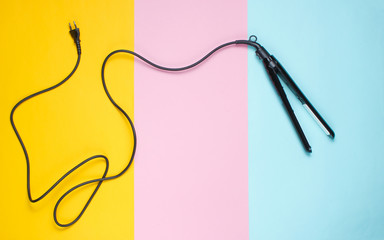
[10,25,256,227]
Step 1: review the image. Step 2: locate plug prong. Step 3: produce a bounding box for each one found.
[73,21,77,29]
[69,23,72,31]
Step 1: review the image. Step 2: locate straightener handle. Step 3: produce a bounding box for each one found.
[262,59,312,153]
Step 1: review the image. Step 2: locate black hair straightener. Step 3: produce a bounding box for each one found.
[238,35,335,152]
[11,24,334,227]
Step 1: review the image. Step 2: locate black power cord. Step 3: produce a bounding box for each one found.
[10,22,111,227]
[11,22,258,227]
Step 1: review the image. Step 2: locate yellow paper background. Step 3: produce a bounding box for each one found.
[0,0,134,239]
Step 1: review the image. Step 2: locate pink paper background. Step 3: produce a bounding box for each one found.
[134,1,248,239]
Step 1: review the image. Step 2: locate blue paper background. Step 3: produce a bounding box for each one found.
[248,0,384,239]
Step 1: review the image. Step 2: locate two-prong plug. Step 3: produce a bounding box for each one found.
[69,21,81,55]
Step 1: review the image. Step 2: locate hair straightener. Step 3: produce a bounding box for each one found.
[10,23,334,227]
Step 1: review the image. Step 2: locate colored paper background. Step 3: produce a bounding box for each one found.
[0,0,134,239]
[1,0,384,239]
[248,0,384,239]
[133,0,248,239]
